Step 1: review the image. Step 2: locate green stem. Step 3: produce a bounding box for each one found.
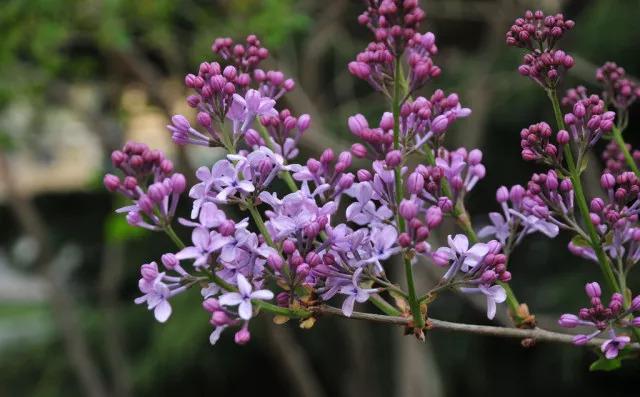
[391,55,423,330]
[547,89,620,294]
[612,125,640,178]
[164,224,185,249]
[424,145,523,319]
[549,92,638,348]
[281,171,299,192]
[369,294,403,316]
[246,201,274,247]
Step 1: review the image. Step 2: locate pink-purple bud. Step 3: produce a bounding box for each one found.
[385,150,402,167]
[558,314,580,328]
[585,282,601,298]
[399,199,419,220]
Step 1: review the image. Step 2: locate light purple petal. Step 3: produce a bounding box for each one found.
[236,274,253,296]
[238,300,253,320]
[250,289,274,300]
[154,300,172,323]
[342,295,356,317]
[219,292,243,306]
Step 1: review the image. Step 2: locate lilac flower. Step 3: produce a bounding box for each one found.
[260,190,337,240]
[360,225,400,267]
[176,227,233,269]
[339,268,378,317]
[134,262,185,323]
[478,212,510,244]
[460,284,507,320]
[345,182,393,225]
[167,115,215,147]
[179,201,227,229]
[189,160,237,217]
[435,234,489,275]
[228,89,278,136]
[212,160,255,202]
[218,274,274,320]
[601,335,631,359]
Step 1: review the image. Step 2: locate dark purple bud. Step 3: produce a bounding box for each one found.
[380,112,394,130]
[351,143,368,158]
[557,129,570,145]
[590,198,605,212]
[357,169,372,182]
[338,173,355,190]
[283,240,296,255]
[197,112,212,128]
[385,150,402,167]
[320,149,335,164]
[104,174,120,191]
[398,233,411,247]
[437,197,453,213]
[601,173,616,189]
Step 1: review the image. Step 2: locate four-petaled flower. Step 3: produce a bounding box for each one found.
[601,335,631,359]
[435,234,489,273]
[460,284,507,320]
[339,268,378,317]
[219,274,275,320]
[176,227,233,268]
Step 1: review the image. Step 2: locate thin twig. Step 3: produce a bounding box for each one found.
[311,305,639,350]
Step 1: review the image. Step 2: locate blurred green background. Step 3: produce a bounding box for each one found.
[1,0,640,396]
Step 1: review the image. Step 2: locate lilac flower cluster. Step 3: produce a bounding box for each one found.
[596,62,640,115]
[602,140,640,176]
[104,142,186,231]
[559,282,640,358]
[350,0,440,95]
[563,93,615,147]
[506,10,575,89]
[519,121,566,166]
[506,8,640,361]
[101,1,640,364]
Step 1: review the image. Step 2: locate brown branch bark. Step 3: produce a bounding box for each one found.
[311,305,638,350]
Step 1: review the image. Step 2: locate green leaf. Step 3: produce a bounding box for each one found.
[589,357,622,372]
[105,213,145,243]
[579,155,589,174]
[571,235,591,248]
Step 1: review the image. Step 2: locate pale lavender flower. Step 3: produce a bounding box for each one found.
[134,262,185,323]
[218,274,274,320]
[478,212,510,244]
[176,227,233,269]
[459,284,507,320]
[361,225,400,266]
[228,89,278,136]
[339,268,378,317]
[435,234,489,274]
[345,182,393,225]
[601,335,631,359]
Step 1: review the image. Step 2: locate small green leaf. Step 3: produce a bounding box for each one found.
[105,213,145,243]
[589,357,621,372]
[571,235,591,248]
[579,154,589,174]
